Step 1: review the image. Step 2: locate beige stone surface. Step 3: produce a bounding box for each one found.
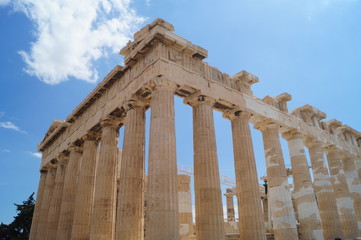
[116,100,146,240]
[146,78,180,240]
[306,141,343,240]
[178,175,194,237]
[255,121,298,240]
[71,132,99,240]
[341,153,361,233]
[90,119,120,240]
[36,166,56,240]
[56,145,82,240]
[224,191,235,222]
[225,110,266,240]
[46,157,67,239]
[282,131,323,240]
[33,18,361,240]
[325,147,360,239]
[185,93,225,240]
[29,169,47,240]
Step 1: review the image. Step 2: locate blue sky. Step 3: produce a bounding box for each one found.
[1,0,360,224]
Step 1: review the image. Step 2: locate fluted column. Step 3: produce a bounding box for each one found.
[184,93,225,240]
[71,131,99,240]
[56,144,83,240]
[224,191,235,221]
[178,174,194,237]
[305,141,343,239]
[325,146,360,239]
[282,130,323,240]
[356,155,361,180]
[254,120,298,240]
[341,153,361,233]
[46,155,67,239]
[116,98,147,240]
[29,169,47,240]
[225,110,266,240]
[36,166,56,240]
[90,118,120,240]
[146,78,179,240]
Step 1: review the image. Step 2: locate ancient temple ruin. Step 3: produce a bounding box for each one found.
[30,18,361,240]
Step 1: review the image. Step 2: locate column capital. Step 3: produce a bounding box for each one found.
[149,76,178,92]
[253,118,280,132]
[123,95,150,112]
[100,117,123,129]
[82,131,100,142]
[224,192,234,198]
[57,152,70,164]
[323,145,341,155]
[69,143,83,153]
[184,92,215,107]
[304,140,323,149]
[282,129,303,141]
[222,109,252,121]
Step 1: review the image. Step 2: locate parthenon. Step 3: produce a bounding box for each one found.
[30,18,361,240]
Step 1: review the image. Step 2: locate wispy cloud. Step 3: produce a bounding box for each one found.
[0,0,10,6]
[3,0,145,85]
[28,152,42,158]
[0,121,27,134]
[2,149,10,153]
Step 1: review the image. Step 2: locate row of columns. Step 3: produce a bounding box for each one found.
[30,78,361,240]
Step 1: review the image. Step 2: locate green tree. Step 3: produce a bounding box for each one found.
[0,193,35,240]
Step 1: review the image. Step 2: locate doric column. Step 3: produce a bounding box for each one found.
[254,120,298,240]
[356,155,361,180]
[224,190,235,222]
[146,78,180,240]
[29,169,47,240]
[305,141,343,239]
[325,146,360,239]
[90,118,120,240]
[46,155,68,239]
[56,144,83,240]
[36,165,56,240]
[184,93,225,240]
[225,110,266,240]
[341,153,361,233]
[115,97,147,240]
[282,130,323,240]
[178,174,194,237]
[71,131,99,240]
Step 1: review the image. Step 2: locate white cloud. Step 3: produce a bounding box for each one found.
[28,152,42,158]
[0,0,10,6]
[2,149,10,153]
[0,121,27,133]
[5,0,145,84]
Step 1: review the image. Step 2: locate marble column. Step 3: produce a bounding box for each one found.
[116,98,146,240]
[46,156,67,239]
[36,166,56,240]
[146,79,179,240]
[224,191,235,221]
[306,141,343,239]
[356,155,361,180]
[226,110,266,240]
[325,146,360,239]
[254,120,298,240]
[90,118,120,240]
[56,144,83,240]
[282,130,323,240]
[341,153,361,233]
[184,93,225,240]
[29,169,47,240]
[71,132,99,240]
[178,174,194,237]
